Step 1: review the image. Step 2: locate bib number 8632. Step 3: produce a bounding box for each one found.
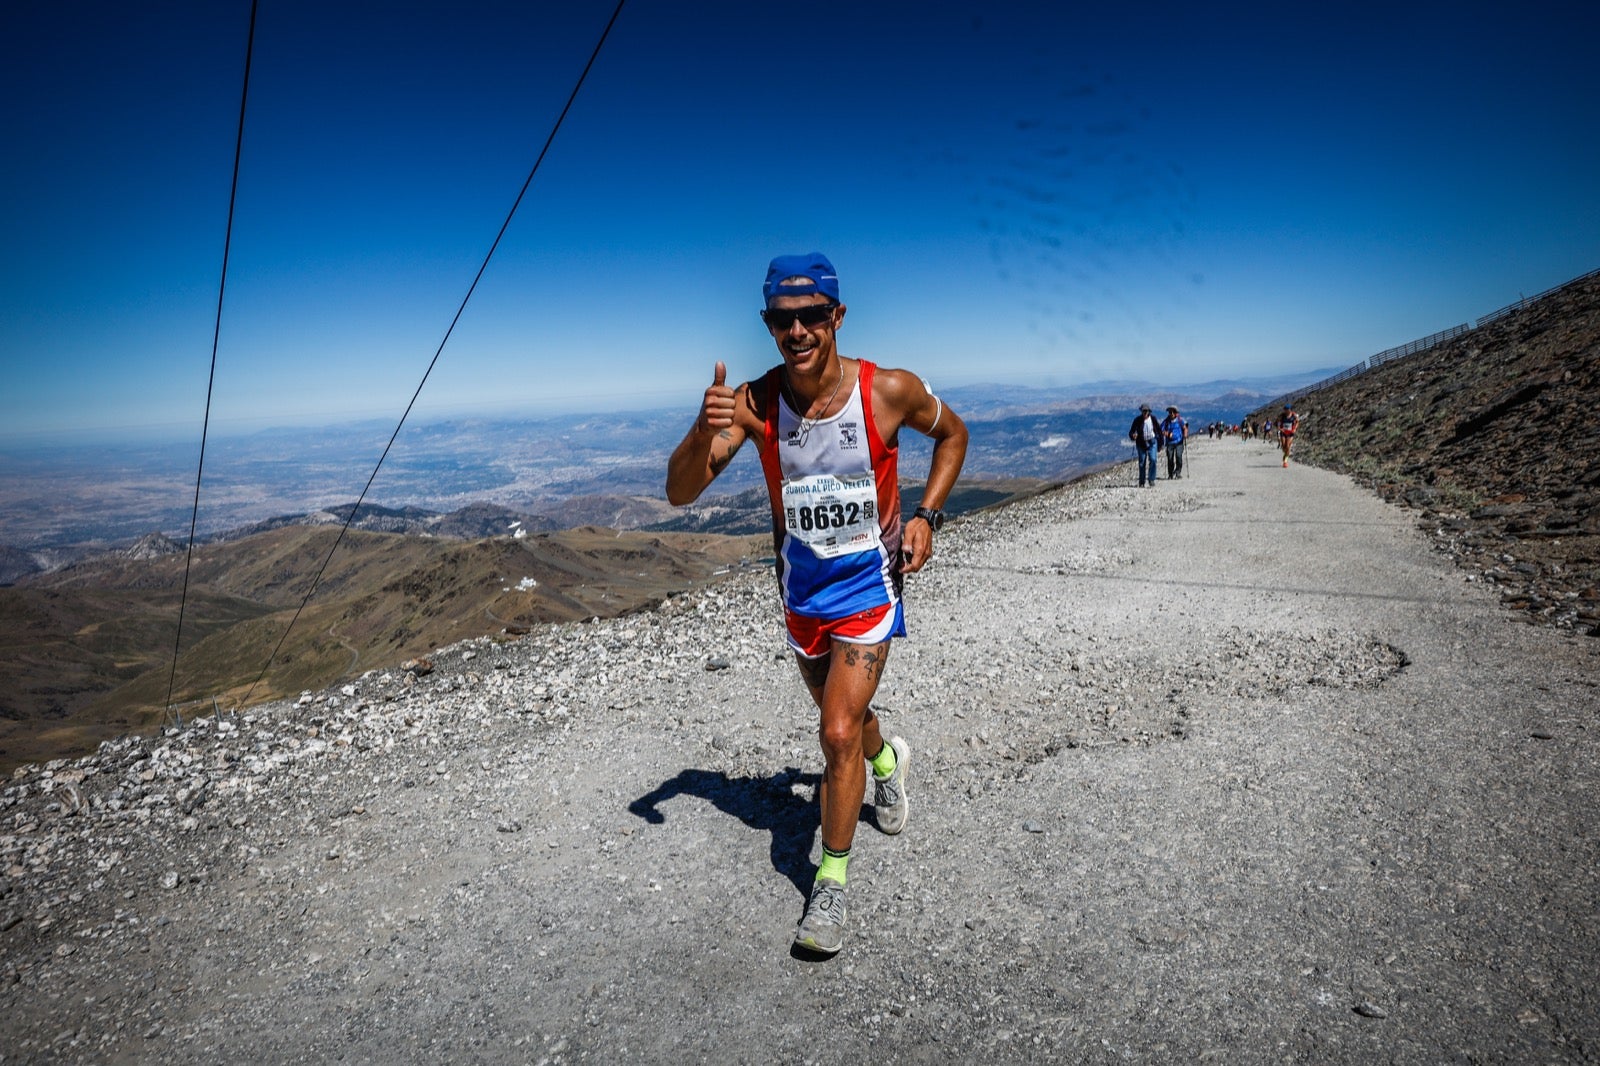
[789,500,874,531]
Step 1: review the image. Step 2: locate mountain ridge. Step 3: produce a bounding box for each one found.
[0,371,1326,575]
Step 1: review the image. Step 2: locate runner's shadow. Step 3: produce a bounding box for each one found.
[629,767,820,896]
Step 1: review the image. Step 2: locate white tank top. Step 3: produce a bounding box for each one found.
[775,376,881,558]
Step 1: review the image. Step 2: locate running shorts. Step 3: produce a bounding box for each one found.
[784,601,906,659]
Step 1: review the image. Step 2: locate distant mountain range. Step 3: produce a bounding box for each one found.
[0,369,1333,577]
[933,370,1340,419]
[0,367,1336,771]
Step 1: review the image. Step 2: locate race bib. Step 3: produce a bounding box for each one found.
[781,474,881,559]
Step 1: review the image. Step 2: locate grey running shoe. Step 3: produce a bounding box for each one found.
[794,878,847,955]
[873,735,910,835]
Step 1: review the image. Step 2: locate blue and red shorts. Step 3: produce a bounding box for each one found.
[784,601,906,659]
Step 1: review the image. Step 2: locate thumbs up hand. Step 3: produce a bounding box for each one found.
[698,361,736,433]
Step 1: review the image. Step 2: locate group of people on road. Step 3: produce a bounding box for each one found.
[1127,403,1189,486]
[1150,401,1301,477]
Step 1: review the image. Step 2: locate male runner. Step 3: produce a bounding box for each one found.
[665,252,968,955]
[1279,402,1299,467]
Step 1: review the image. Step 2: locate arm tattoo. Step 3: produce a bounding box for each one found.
[708,430,737,475]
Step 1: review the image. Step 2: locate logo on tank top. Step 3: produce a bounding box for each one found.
[839,422,859,449]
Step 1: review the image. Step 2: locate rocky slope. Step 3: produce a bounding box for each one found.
[0,526,762,774]
[1256,270,1600,634]
[3,444,1597,1063]
[2,276,1598,1061]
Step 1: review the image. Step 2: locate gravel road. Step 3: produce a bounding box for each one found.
[4,438,1597,1063]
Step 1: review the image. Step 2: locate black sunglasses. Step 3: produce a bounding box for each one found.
[760,304,836,331]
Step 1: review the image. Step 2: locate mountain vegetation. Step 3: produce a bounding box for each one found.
[0,525,761,772]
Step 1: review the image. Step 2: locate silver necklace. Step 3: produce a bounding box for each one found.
[784,359,845,446]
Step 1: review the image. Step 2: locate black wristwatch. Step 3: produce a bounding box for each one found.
[913,506,945,532]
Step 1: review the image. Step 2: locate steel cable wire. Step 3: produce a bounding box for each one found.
[239,0,628,708]
[166,0,260,720]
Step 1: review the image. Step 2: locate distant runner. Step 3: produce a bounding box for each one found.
[1279,402,1299,467]
[665,252,969,956]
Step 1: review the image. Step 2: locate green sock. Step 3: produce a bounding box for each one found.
[869,740,896,779]
[817,846,850,885]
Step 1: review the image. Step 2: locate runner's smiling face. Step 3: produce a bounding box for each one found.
[765,295,844,378]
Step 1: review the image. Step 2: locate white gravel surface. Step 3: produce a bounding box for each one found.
[3,438,1597,1063]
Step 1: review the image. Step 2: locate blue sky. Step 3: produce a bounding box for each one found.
[3,0,1597,443]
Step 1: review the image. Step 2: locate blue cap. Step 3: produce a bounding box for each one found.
[764,252,840,306]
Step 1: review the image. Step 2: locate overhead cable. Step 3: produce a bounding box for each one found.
[167,0,260,719]
[240,0,629,708]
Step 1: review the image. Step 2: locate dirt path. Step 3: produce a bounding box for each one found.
[327,623,361,678]
[3,439,1596,1063]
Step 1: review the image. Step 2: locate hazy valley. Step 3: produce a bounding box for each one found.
[0,375,1319,566]
[0,373,1327,771]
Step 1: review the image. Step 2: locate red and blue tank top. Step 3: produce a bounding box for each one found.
[757,360,903,620]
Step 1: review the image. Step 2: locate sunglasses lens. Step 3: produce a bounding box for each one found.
[763,305,834,330]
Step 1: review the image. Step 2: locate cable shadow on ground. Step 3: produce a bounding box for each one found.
[948,564,1442,605]
[1145,513,1401,530]
[628,767,821,896]
[1073,507,1400,530]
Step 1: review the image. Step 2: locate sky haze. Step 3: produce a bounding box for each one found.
[3,1,1596,442]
